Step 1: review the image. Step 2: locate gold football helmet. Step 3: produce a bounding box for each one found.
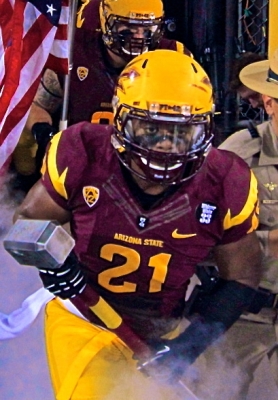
[99,0,164,58]
[112,50,214,185]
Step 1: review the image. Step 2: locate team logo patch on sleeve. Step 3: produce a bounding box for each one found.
[83,186,100,207]
[77,66,89,81]
[196,202,218,224]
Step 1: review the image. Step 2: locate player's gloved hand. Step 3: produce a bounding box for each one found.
[39,251,87,299]
[31,122,56,150]
[137,339,188,384]
[31,122,57,172]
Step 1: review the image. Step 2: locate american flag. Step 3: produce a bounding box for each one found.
[0,0,69,170]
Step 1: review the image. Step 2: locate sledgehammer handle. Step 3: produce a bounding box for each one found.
[3,219,151,359]
[71,285,152,359]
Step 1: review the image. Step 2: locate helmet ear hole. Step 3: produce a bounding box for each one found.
[124,119,133,140]
[103,35,113,46]
[120,112,134,140]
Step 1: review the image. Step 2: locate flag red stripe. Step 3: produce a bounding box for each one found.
[54,23,68,40]
[46,53,68,74]
[21,14,53,67]
[0,0,26,123]
[0,0,69,169]
[0,0,14,49]
[0,76,41,145]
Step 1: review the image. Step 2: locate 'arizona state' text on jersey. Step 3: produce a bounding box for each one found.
[42,122,258,339]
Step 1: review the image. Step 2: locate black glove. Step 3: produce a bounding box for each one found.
[31,122,57,171]
[139,279,258,383]
[39,251,87,299]
[32,122,56,149]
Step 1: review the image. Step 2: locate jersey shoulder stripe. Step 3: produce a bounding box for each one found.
[223,170,258,230]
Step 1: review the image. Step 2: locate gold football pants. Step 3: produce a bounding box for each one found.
[44,299,181,400]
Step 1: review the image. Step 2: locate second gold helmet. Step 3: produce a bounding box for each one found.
[99,0,165,59]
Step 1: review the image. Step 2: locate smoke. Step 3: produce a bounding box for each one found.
[0,169,25,238]
[102,362,196,400]
[181,347,247,400]
[0,168,26,205]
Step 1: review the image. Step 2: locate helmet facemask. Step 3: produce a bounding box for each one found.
[102,14,164,59]
[112,105,214,185]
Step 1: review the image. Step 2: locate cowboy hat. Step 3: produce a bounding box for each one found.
[239,49,278,98]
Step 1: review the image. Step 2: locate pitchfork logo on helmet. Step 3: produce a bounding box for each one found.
[99,0,165,59]
[111,50,214,185]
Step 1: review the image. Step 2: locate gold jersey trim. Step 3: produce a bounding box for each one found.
[176,41,185,54]
[47,132,69,199]
[223,170,258,231]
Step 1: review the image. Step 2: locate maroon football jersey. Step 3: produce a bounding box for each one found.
[42,122,258,339]
[67,1,189,126]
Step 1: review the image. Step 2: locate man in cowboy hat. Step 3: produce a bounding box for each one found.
[229,52,265,109]
[187,49,278,400]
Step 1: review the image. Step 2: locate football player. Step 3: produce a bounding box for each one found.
[12,0,190,191]
[14,50,262,399]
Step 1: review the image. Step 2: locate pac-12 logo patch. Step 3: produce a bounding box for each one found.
[196,202,218,224]
[77,66,89,81]
[83,186,99,208]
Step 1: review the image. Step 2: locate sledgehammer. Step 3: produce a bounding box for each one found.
[3,219,201,400]
[3,219,151,359]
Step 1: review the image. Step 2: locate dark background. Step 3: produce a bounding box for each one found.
[162,0,268,143]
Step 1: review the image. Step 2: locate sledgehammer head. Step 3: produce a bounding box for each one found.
[3,220,75,269]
